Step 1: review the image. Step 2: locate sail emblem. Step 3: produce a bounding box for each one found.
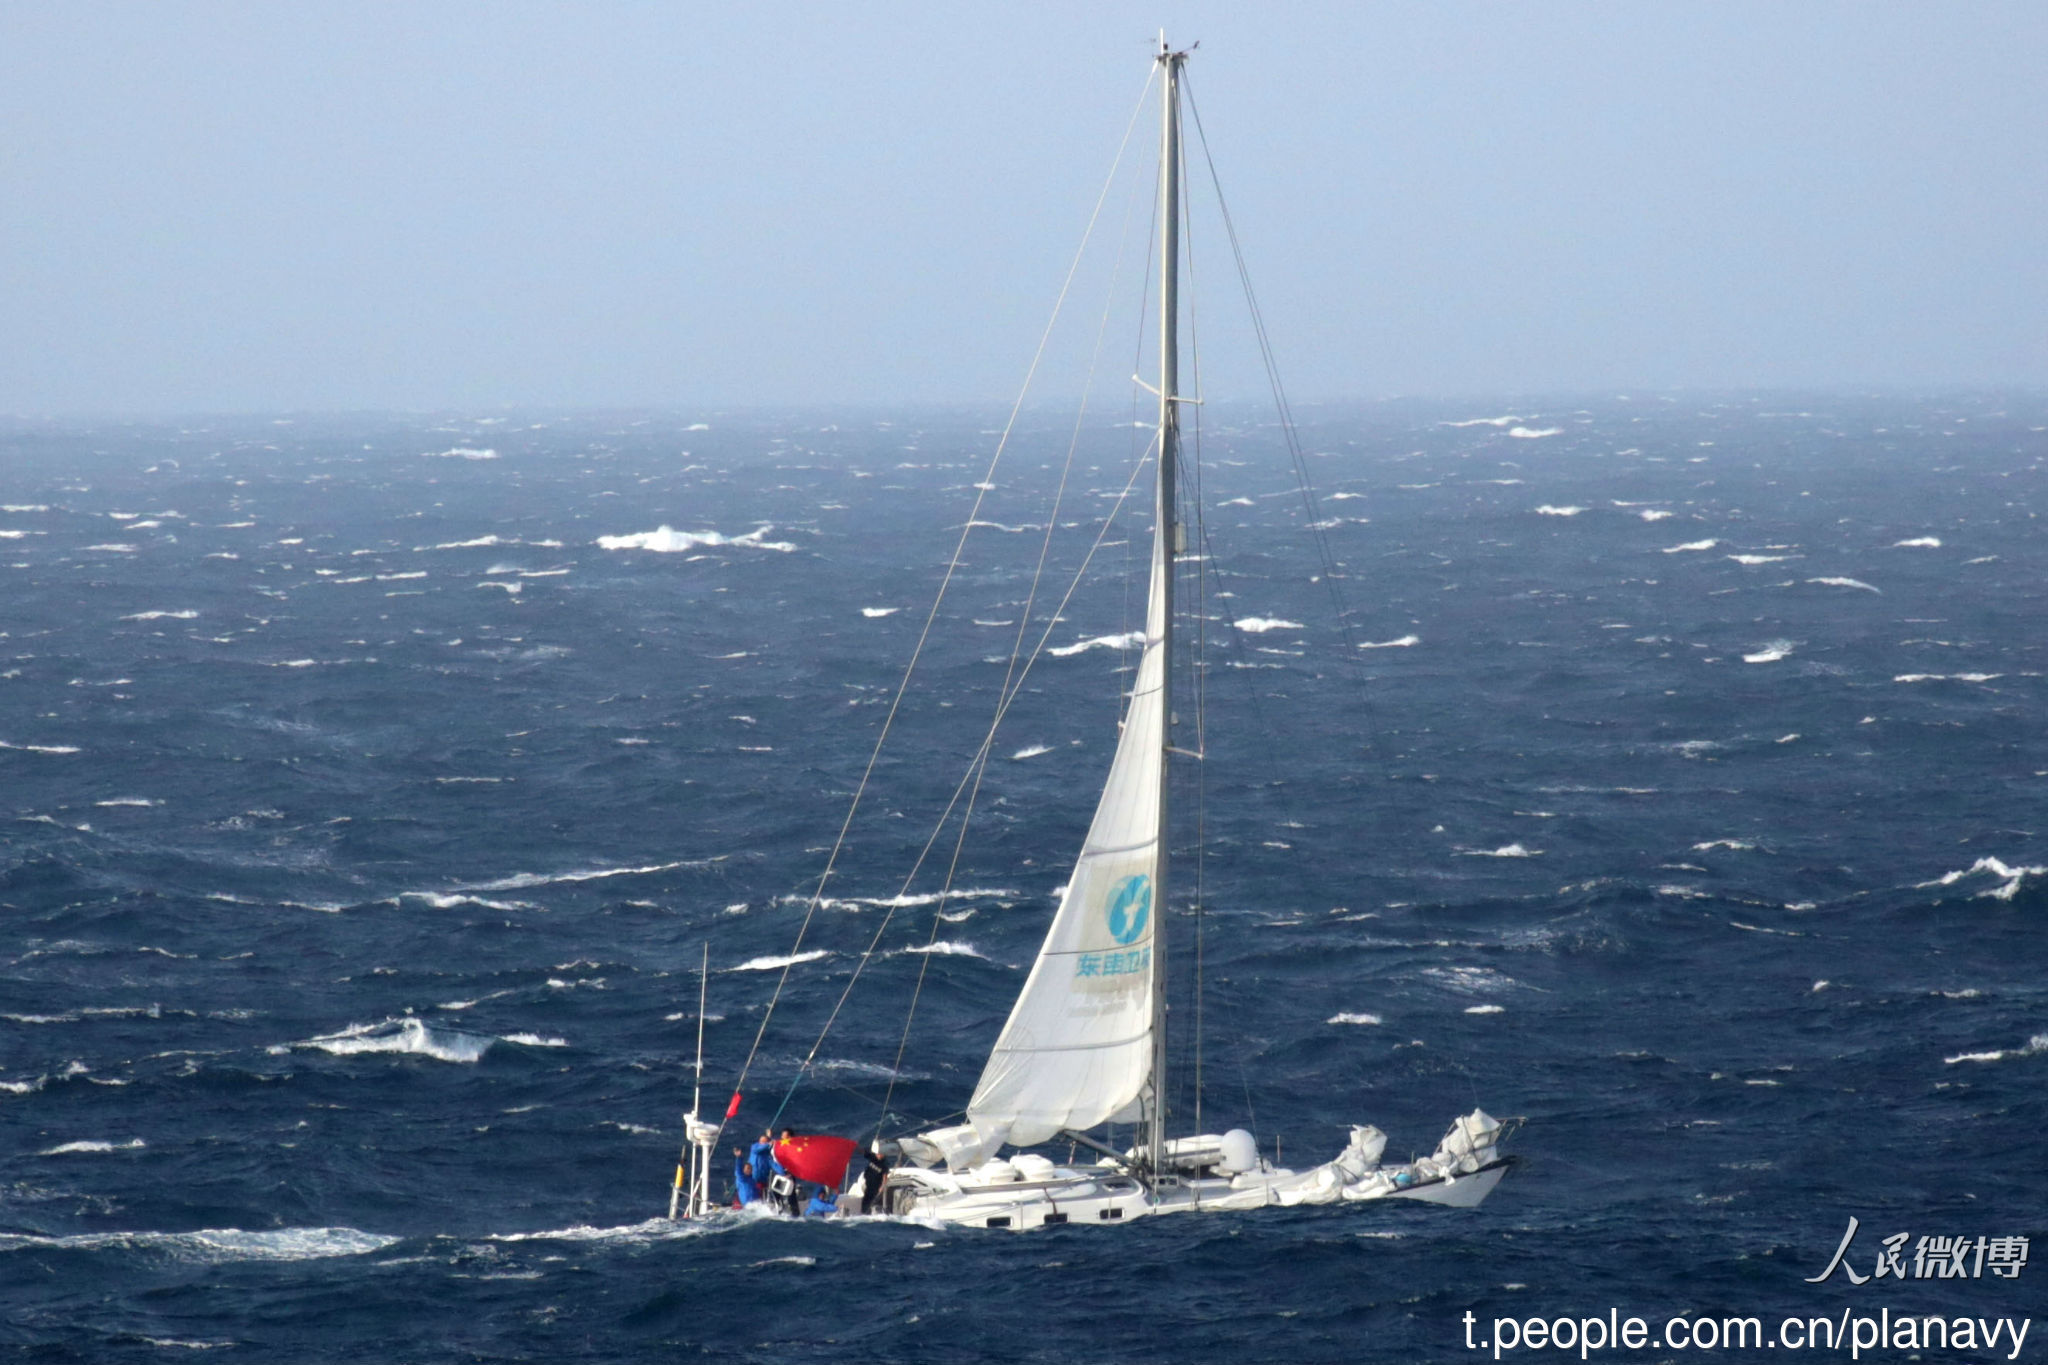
[1105,874,1152,945]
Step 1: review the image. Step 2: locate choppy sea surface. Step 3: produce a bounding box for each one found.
[2,396,2043,1362]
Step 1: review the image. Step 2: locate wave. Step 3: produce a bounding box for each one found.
[399,892,534,911]
[1327,1012,1382,1025]
[1463,1005,1506,1015]
[455,858,711,893]
[1920,856,2045,901]
[1461,843,1539,858]
[1894,673,2002,685]
[0,1226,400,1262]
[1807,576,1880,593]
[120,609,198,620]
[1728,554,1792,565]
[1693,839,1754,852]
[1534,505,1583,516]
[1944,1033,2048,1066]
[426,447,498,460]
[897,941,985,959]
[1232,617,1303,633]
[1662,539,1719,553]
[0,740,81,754]
[597,526,796,554]
[728,949,830,972]
[39,1138,145,1155]
[1508,427,1563,439]
[1743,641,1794,663]
[1892,536,1941,548]
[1011,744,1052,760]
[290,1017,494,1064]
[860,607,901,618]
[1358,634,1419,649]
[1442,415,1520,427]
[790,886,1021,912]
[1637,509,1674,521]
[1049,631,1146,657]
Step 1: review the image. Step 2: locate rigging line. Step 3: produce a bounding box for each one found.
[773,134,1154,1130]
[1183,186,1208,1135]
[1183,77,1373,686]
[873,428,1161,1134]
[718,64,1162,1140]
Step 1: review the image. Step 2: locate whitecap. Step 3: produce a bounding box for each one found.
[728,949,830,972]
[1662,539,1719,553]
[1728,554,1791,565]
[502,1033,568,1048]
[1637,509,1674,521]
[1463,1005,1506,1015]
[1011,744,1052,760]
[295,1017,492,1064]
[1743,641,1794,664]
[401,891,532,911]
[1357,634,1419,650]
[1232,617,1303,633]
[1326,1012,1382,1026]
[1508,426,1563,439]
[1049,631,1146,657]
[427,447,498,460]
[120,610,198,621]
[1534,505,1583,516]
[1892,536,1942,548]
[39,1138,145,1155]
[0,1227,400,1262]
[0,741,81,754]
[1460,843,1539,858]
[1806,576,1880,593]
[597,526,795,553]
[457,858,708,893]
[897,941,985,959]
[1944,1033,2048,1066]
[1920,856,2044,901]
[861,607,901,618]
[1692,839,1753,852]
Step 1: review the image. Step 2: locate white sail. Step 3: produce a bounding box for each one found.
[967,512,1169,1149]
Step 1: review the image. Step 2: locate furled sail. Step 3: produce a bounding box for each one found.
[967,492,1168,1150]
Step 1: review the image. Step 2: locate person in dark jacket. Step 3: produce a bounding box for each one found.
[859,1147,891,1215]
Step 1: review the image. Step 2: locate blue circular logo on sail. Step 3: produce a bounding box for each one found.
[1105,874,1152,945]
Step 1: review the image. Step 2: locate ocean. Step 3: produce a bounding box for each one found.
[1,395,2042,1361]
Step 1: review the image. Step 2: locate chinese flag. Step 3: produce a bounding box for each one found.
[772,1134,862,1187]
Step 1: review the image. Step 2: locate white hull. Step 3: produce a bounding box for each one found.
[865,1112,1514,1231]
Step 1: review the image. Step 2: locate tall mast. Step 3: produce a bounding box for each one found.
[1149,33,1185,1184]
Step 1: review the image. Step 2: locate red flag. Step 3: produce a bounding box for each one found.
[773,1134,862,1187]
[724,1091,742,1120]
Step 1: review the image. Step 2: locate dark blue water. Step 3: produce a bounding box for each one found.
[2,396,2043,1361]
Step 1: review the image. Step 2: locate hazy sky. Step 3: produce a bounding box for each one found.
[3,2,2043,414]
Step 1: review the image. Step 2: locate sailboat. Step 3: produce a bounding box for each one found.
[670,37,1513,1229]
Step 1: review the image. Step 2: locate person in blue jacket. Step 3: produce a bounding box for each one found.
[803,1184,840,1218]
[731,1146,761,1207]
[746,1132,776,1197]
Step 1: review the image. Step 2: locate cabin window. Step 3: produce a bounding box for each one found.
[1043,1212,1068,1225]
[985,1216,1011,1228]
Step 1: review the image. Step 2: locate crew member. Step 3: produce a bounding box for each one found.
[732,1146,761,1207]
[860,1146,891,1215]
[803,1183,840,1218]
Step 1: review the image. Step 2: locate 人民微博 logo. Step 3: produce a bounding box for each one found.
[1105,874,1152,945]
